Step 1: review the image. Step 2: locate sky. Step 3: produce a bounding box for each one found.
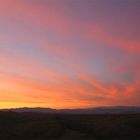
[0,0,140,109]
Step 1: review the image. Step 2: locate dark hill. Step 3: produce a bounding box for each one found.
[1,106,140,114]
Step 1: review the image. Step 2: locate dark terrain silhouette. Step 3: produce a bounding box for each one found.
[0,110,140,139]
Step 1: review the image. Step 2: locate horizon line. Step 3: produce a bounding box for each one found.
[1,105,140,110]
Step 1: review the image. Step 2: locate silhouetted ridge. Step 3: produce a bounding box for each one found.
[1,106,140,114]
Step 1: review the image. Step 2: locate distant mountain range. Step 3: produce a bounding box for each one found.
[1,106,140,114]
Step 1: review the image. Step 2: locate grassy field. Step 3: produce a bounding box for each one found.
[0,112,139,139]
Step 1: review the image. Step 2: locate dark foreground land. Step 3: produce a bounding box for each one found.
[0,112,140,140]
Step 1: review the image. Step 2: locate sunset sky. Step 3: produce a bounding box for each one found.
[0,0,140,109]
